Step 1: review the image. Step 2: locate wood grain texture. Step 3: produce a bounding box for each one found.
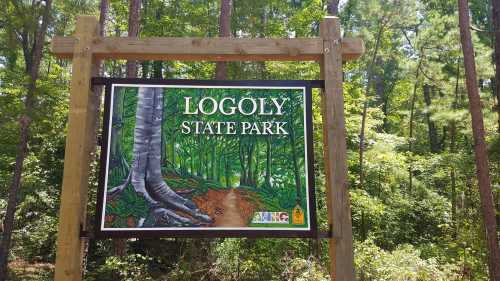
[54,16,99,281]
[319,16,356,281]
[51,36,364,61]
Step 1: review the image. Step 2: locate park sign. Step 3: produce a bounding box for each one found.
[52,16,362,281]
[95,79,317,238]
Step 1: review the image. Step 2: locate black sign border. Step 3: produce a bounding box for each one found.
[93,78,320,239]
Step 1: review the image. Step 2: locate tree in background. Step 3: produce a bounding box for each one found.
[112,0,141,257]
[492,0,500,132]
[0,0,53,279]
[457,0,500,279]
[215,0,232,80]
[327,0,339,16]
[126,0,141,77]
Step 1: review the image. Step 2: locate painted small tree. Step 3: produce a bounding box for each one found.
[108,87,212,226]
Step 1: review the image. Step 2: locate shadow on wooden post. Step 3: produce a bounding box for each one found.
[54,16,99,281]
[320,16,356,281]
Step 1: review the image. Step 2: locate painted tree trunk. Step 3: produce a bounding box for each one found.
[133,87,212,224]
[225,155,231,188]
[153,61,163,78]
[239,140,247,185]
[114,0,141,256]
[247,141,255,186]
[457,0,500,279]
[211,145,216,180]
[286,93,301,201]
[190,145,194,174]
[254,141,260,187]
[110,89,128,180]
[141,61,150,78]
[265,136,272,188]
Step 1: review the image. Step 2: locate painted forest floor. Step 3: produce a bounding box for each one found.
[191,188,261,227]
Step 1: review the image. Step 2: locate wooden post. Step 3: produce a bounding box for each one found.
[54,16,99,281]
[319,17,355,280]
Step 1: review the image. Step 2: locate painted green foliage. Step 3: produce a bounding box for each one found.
[104,86,310,229]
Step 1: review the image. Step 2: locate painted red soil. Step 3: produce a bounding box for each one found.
[192,189,259,227]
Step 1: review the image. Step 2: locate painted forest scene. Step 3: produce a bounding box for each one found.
[103,85,311,230]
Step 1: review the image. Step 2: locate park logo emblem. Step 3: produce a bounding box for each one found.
[292,204,304,225]
[252,212,289,224]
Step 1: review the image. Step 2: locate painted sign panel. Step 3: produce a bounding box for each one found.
[95,79,316,238]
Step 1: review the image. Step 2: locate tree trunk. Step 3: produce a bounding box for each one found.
[114,0,141,257]
[123,88,211,224]
[287,95,302,201]
[458,1,500,279]
[492,0,500,133]
[289,127,301,202]
[359,23,384,188]
[225,155,231,188]
[98,0,109,37]
[408,58,422,194]
[110,89,127,177]
[450,62,460,238]
[126,0,141,77]
[423,84,440,153]
[216,146,221,183]
[265,136,272,188]
[327,0,340,16]
[246,142,255,186]
[141,61,150,78]
[153,61,163,78]
[0,1,52,279]
[190,145,194,174]
[215,0,232,79]
[253,141,260,186]
[239,140,247,186]
[211,144,216,180]
[197,136,202,177]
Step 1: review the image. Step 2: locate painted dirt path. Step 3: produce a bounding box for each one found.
[214,189,245,227]
[192,188,259,227]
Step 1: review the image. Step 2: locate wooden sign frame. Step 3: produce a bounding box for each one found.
[51,15,364,281]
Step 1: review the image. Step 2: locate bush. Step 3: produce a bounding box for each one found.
[354,239,460,281]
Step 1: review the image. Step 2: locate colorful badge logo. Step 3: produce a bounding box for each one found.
[292,205,304,225]
[252,212,289,224]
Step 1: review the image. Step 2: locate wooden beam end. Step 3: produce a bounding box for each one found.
[341,37,365,60]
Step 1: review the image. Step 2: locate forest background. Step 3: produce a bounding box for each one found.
[0,0,499,280]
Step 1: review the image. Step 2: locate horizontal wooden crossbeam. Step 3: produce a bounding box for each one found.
[51,36,364,61]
